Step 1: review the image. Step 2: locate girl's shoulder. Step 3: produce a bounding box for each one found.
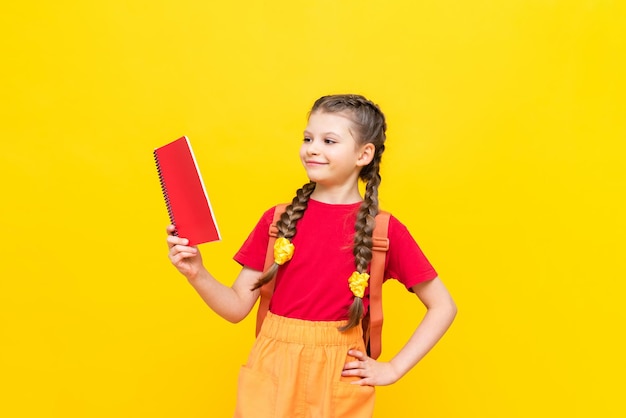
[385,212,418,241]
[261,204,286,219]
[246,205,284,234]
[257,203,291,229]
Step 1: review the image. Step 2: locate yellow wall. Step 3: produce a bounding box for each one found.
[1,1,624,416]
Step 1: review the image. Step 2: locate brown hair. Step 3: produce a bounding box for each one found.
[252,94,387,331]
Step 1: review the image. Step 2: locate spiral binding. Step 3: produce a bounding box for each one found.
[154,150,178,236]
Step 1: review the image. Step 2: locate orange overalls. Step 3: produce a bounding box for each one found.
[234,312,376,418]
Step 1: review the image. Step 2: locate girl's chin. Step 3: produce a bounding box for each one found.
[302,170,323,182]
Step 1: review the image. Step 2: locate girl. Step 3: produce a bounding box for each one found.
[167,94,457,417]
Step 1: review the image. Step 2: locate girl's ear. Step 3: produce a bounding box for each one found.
[356,143,375,167]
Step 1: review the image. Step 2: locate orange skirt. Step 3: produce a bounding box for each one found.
[234,311,375,418]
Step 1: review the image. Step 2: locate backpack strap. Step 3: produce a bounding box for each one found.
[255,204,287,336]
[364,210,390,359]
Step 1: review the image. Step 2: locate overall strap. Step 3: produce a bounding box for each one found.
[255,204,287,336]
[365,210,390,360]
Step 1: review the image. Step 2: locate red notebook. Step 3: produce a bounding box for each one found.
[154,136,221,245]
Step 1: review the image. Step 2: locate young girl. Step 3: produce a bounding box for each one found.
[166,94,456,417]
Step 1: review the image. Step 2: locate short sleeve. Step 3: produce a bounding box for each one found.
[385,216,438,290]
[233,207,275,272]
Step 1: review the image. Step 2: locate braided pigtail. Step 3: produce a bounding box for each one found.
[251,181,316,291]
[339,153,383,331]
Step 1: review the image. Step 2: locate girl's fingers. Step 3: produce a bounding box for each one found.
[166,235,189,248]
[348,349,367,360]
[168,237,198,263]
[342,360,360,371]
[170,250,197,264]
[170,245,197,258]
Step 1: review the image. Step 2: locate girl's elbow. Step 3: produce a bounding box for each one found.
[222,305,254,324]
[449,299,458,321]
[223,311,247,324]
[445,293,457,315]
[430,295,457,323]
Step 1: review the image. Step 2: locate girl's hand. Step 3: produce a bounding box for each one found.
[342,349,400,387]
[166,225,204,280]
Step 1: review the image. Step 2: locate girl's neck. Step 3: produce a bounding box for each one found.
[310,184,363,205]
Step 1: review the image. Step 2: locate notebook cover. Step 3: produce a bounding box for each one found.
[154,136,221,245]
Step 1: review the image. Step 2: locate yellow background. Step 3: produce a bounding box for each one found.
[1,1,624,416]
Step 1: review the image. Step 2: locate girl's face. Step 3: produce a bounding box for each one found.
[300,111,373,188]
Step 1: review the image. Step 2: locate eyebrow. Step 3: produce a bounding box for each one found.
[303,130,342,137]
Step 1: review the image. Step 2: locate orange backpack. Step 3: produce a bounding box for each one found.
[255,204,390,359]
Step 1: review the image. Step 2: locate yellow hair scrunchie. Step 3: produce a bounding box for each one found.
[348,271,369,298]
[273,237,295,265]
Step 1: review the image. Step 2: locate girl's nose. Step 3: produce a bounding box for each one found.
[305,140,320,155]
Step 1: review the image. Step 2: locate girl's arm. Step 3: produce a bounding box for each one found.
[167,225,262,323]
[342,276,457,386]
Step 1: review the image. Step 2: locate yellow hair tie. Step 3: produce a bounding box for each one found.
[348,271,369,298]
[274,237,295,265]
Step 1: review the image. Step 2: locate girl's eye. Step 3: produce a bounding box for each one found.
[303,137,312,143]
[324,138,335,144]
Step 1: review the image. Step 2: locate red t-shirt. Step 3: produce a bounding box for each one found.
[234,199,438,321]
